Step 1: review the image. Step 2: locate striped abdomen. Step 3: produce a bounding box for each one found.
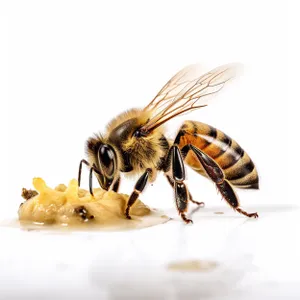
[177,121,259,189]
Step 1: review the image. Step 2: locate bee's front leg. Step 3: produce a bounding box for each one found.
[125,168,152,219]
[111,177,121,192]
[77,159,101,196]
[78,159,90,187]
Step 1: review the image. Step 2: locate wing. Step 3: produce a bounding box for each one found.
[141,63,242,133]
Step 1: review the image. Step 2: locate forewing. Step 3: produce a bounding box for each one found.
[142,63,242,132]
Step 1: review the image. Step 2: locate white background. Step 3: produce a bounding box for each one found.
[0,1,298,299]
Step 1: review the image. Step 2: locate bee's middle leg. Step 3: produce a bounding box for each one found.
[165,174,205,207]
[125,168,152,219]
[165,145,193,224]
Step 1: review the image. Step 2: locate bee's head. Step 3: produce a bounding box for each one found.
[96,144,118,190]
[86,135,119,191]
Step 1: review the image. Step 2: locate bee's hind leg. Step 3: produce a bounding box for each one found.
[165,174,205,207]
[181,144,258,218]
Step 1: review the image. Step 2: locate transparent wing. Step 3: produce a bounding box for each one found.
[142,63,242,132]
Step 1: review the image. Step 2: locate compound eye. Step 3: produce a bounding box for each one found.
[98,145,115,177]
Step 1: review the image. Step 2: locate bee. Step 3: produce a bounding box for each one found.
[78,63,259,223]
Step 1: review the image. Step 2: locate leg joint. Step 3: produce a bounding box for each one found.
[174,129,186,145]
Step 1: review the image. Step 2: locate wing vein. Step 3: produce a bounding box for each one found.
[141,63,241,133]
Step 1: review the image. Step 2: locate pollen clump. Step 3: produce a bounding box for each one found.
[18,178,168,230]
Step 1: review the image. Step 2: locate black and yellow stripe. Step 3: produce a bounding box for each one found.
[177,120,259,189]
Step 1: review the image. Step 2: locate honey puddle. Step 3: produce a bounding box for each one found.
[9,178,170,232]
[2,213,169,232]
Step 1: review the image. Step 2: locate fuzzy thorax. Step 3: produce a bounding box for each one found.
[122,128,166,174]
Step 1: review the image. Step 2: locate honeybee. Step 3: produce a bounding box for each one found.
[78,63,259,223]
